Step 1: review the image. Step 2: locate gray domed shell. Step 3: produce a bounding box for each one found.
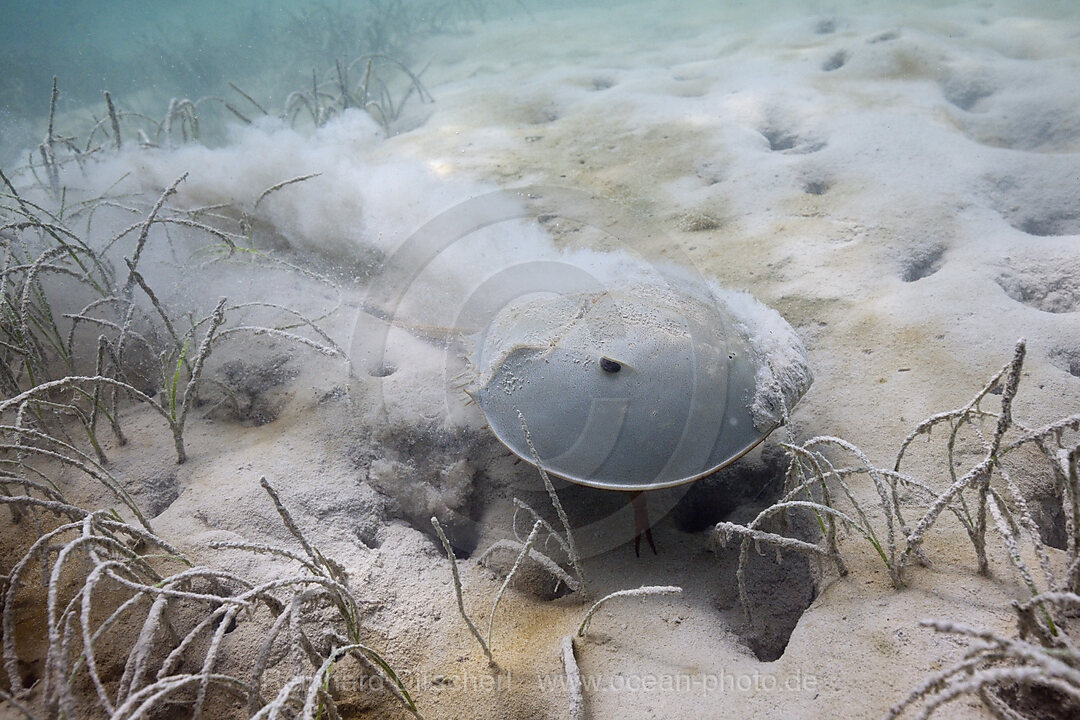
[471,282,812,491]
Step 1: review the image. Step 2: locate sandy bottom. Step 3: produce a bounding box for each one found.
[4,1,1080,719]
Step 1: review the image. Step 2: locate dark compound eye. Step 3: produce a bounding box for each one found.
[599,356,621,373]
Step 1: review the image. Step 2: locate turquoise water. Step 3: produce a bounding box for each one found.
[1,0,1077,166]
[0,0,512,162]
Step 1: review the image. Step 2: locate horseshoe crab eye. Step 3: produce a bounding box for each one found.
[599,356,622,373]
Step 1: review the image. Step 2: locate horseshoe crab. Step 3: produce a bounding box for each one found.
[469,279,812,551]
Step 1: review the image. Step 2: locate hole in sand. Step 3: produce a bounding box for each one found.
[803,179,830,195]
[868,30,900,43]
[762,128,797,151]
[899,243,945,282]
[994,683,1080,720]
[822,50,848,72]
[370,362,397,377]
[1050,347,1080,379]
[672,445,817,661]
[984,171,1080,234]
[959,99,1080,153]
[940,74,995,111]
[362,426,497,558]
[995,258,1080,313]
[760,126,826,154]
[1000,444,1068,551]
[16,662,42,695]
[123,471,180,519]
[212,354,299,426]
[1018,212,1080,237]
[480,539,575,601]
[713,504,818,661]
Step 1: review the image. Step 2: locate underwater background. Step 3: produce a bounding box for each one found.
[1,0,534,163]
[3,0,1077,165]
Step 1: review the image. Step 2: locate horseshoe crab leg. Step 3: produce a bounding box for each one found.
[631,491,657,557]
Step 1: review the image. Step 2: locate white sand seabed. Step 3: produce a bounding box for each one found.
[8,1,1080,718]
